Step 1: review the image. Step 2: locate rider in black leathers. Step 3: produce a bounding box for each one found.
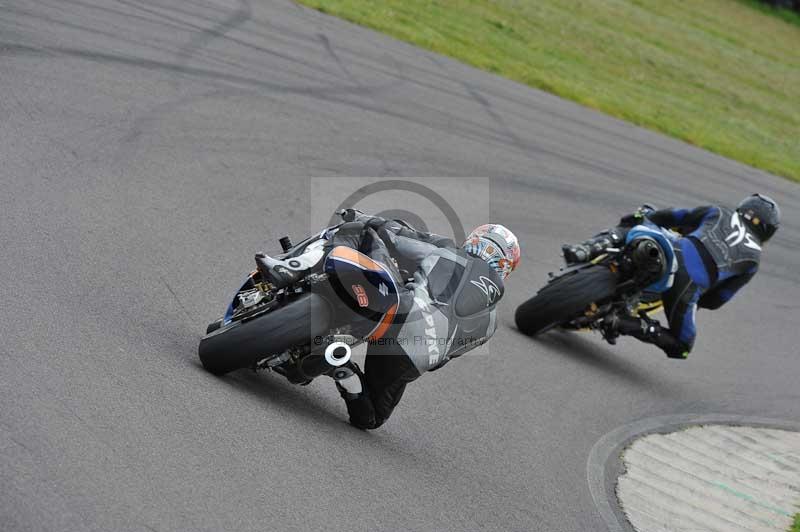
[561,194,780,359]
[325,211,520,429]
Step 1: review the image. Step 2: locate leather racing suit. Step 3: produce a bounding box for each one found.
[609,206,762,358]
[329,215,503,429]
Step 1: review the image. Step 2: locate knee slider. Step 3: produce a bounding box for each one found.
[665,346,690,360]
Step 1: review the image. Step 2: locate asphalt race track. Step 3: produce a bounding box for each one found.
[2,1,799,531]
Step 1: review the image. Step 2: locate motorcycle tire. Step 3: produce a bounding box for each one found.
[514,266,618,336]
[198,293,332,375]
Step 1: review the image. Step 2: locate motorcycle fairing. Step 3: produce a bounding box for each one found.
[626,224,678,293]
[223,238,332,325]
[223,271,259,324]
[324,246,400,337]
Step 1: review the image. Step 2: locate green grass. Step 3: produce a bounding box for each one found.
[737,0,800,28]
[297,0,800,182]
[791,512,800,532]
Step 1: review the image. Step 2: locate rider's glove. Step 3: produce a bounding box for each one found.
[338,208,363,223]
[338,208,387,229]
[619,204,657,227]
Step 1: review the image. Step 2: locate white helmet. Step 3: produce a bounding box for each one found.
[462,224,521,280]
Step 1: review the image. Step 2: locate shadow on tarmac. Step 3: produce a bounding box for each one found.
[515,328,677,397]
[188,359,369,434]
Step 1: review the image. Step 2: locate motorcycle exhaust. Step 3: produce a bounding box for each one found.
[296,341,352,380]
[324,341,352,367]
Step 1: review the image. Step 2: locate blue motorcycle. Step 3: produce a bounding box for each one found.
[514,220,679,341]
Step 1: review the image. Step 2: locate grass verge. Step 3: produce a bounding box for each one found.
[297,0,800,181]
[737,0,800,28]
[791,512,800,532]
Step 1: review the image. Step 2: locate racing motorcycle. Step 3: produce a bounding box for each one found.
[514,219,678,342]
[199,211,401,383]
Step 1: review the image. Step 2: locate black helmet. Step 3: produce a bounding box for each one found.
[737,194,780,243]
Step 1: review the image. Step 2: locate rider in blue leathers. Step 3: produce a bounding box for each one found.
[562,194,780,359]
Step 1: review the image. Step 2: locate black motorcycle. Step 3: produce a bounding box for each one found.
[514,220,679,341]
[199,211,401,384]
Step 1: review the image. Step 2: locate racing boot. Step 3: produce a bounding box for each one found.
[562,227,626,265]
[561,242,592,264]
[601,312,645,345]
[602,312,688,359]
[255,241,326,289]
[600,313,621,345]
[332,361,365,398]
[333,362,376,429]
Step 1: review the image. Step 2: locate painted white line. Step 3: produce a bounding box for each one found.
[617,426,800,532]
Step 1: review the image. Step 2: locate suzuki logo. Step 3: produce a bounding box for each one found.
[470,276,500,305]
[725,212,761,251]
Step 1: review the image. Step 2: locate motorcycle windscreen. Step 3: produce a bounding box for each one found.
[324,246,400,338]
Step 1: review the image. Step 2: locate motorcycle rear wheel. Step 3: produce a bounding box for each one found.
[198,293,332,375]
[514,266,618,336]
